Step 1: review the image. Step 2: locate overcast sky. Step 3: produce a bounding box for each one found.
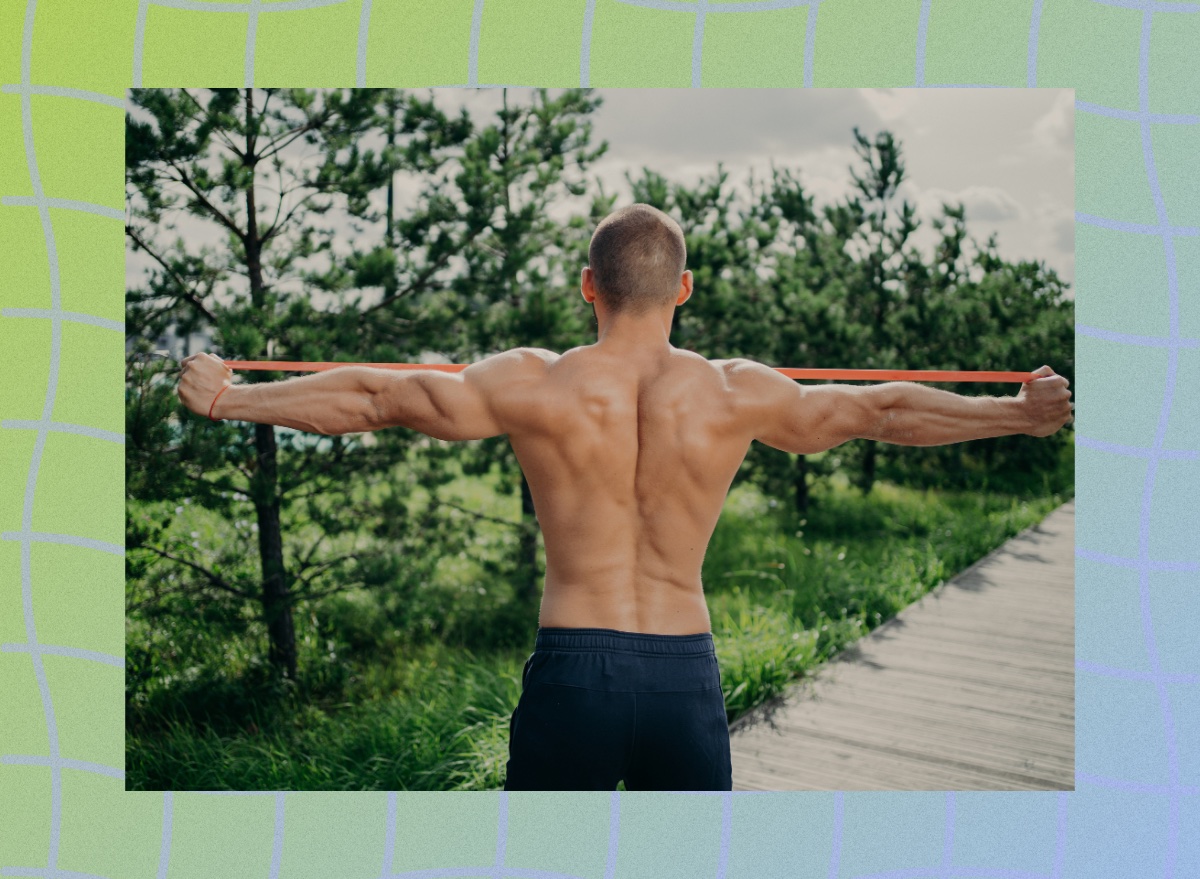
[443,88,1075,285]
[129,88,1074,297]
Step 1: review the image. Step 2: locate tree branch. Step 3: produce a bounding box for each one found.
[184,468,253,502]
[139,545,256,600]
[261,191,317,245]
[294,532,327,571]
[179,88,245,161]
[125,225,218,323]
[435,497,534,533]
[166,158,248,244]
[292,551,365,593]
[258,118,327,164]
[363,223,487,315]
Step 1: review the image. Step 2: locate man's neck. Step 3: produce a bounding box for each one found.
[593,308,675,359]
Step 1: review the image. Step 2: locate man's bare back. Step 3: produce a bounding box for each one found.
[499,344,752,635]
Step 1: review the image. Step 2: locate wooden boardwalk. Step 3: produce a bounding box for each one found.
[730,501,1074,791]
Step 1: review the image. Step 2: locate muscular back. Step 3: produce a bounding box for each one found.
[492,346,755,635]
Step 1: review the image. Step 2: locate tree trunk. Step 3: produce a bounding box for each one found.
[794,454,809,515]
[517,474,540,610]
[243,87,296,678]
[253,422,297,678]
[385,95,396,248]
[861,442,876,495]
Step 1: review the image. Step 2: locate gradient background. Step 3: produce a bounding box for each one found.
[1,1,1196,877]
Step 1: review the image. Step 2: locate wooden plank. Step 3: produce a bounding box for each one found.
[810,678,1075,734]
[734,724,1067,790]
[855,641,1076,677]
[730,501,1075,790]
[809,667,1075,722]
[746,723,1070,789]
[816,659,1073,701]
[805,692,1075,751]
[732,731,1013,790]
[758,708,1074,777]
[878,620,1074,655]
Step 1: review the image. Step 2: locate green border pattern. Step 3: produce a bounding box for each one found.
[2,1,1198,877]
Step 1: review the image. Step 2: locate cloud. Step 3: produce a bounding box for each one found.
[1031,200,1075,281]
[1052,213,1075,254]
[857,88,918,123]
[591,89,883,165]
[917,185,1025,222]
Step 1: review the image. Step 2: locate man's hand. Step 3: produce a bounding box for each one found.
[1015,365,1073,437]
[178,352,234,419]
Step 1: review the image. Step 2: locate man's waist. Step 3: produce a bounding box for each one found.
[534,626,715,656]
[538,573,711,635]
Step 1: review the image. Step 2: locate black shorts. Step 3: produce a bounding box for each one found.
[503,627,732,791]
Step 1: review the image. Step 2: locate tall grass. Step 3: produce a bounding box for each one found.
[127,478,1069,790]
[128,643,523,790]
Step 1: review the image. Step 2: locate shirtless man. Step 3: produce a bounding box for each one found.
[177,203,1073,791]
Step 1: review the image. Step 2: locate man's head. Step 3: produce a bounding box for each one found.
[584,203,689,315]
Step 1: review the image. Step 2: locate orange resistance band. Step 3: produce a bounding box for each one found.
[222,361,1035,383]
[207,382,232,421]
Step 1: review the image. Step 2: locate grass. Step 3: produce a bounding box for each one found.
[127,475,1070,790]
[128,642,523,791]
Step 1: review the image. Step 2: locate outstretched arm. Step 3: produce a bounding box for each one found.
[735,361,1072,455]
[177,350,546,440]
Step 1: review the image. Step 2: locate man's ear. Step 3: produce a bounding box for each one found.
[675,270,694,307]
[581,266,597,304]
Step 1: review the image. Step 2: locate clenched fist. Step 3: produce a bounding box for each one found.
[1016,365,1073,437]
[178,352,234,420]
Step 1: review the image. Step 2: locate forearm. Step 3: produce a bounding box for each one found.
[861,382,1029,446]
[214,367,387,435]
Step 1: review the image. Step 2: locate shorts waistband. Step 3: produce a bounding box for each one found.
[534,627,715,657]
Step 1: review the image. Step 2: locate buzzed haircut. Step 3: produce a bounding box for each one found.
[588,204,687,314]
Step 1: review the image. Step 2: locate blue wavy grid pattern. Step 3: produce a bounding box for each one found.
[0,0,1196,877]
[0,9,127,879]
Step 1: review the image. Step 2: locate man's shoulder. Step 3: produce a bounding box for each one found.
[709,356,775,383]
[509,346,561,367]
[661,353,783,407]
[465,348,559,395]
[481,346,560,373]
[705,357,801,412]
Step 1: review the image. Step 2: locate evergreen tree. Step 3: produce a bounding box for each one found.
[126,89,608,677]
[127,88,397,678]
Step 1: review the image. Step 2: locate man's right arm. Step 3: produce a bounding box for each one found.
[731,360,1072,455]
[183,348,552,439]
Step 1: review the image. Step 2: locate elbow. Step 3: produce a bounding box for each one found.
[354,381,391,434]
[320,398,381,436]
[859,385,910,443]
[863,408,921,445]
[860,409,891,442]
[308,415,346,436]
